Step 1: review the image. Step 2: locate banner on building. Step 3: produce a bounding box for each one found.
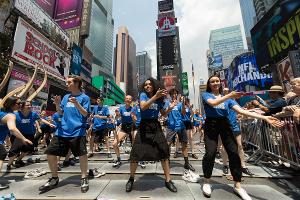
[181,72,189,96]
[80,0,92,37]
[158,0,174,12]
[71,43,82,75]
[232,54,272,91]
[157,11,176,37]
[14,0,70,47]
[54,0,84,30]
[251,0,300,67]
[34,0,56,17]
[162,74,177,91]
[12,18,71,81]
[277,57,294,93]
[289,50,300,78]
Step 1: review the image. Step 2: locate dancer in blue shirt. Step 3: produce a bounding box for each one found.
[40,75,90,193]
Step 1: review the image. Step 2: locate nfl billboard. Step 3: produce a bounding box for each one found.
[157,11,176,37]
[12,18,71,81]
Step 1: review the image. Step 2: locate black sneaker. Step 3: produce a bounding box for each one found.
[6,164,12,171]
[223,166,229,174]
[191,154,199,159]
[63,160,70,167]
[126,178,134,192]
[81,177,89,193]
[112,160,122,168]
[165,181,177,192]
[0,183,9,191]
[39,177,59,192]
[14,160,26,168]
[242,167,254,176]
[27,158,34,164]
[184,163,195,171]
[87,153,94,158]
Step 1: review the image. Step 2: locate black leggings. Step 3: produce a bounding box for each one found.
[202,117,242,182]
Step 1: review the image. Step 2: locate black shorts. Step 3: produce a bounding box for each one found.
[93,129,108,143]
[8,134,35,157]
[0,144,7,160]
[45,136,87,157]
[184,121,193,130]
[166,128,188,143]
[121,123,133,134]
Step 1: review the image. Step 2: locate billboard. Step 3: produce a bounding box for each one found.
[14,0,70,47]
[232,54,272,91]
[34,0,56,17]
[54,0,83,30]
[158,36,176,66]
[181,72,189,96]
[158,0,173,12]
[277,57,294,93]
[80,0,92,37]
[12,18,71,81]
[70,43,82,75]
[251,0,300,67]
[157,11,176,37]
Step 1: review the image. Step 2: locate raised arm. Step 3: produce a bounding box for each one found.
[205,91,243,107]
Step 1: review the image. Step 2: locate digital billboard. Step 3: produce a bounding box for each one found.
[158,0,174,13]
[34,0,56,17]
[251,0,300,67]
[54,0,83,30]
[159,36,176,66]
[157,11,176,37]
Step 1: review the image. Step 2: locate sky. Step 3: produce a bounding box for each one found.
[113,0,246,107]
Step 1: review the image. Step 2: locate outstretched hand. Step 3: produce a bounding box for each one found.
[22,138,33,145]
[155,88,167,99]
[54,95,61,105]
[264,116,284,128]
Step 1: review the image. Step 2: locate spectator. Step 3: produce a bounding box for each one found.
[252,86,286,115]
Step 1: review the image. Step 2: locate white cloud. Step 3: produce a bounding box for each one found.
[144,41,157,78]
[173,0,245,107]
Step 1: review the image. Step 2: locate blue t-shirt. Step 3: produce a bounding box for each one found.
[228,109,240,132]
[40,116,50,129]
[202,92,237,118]
[15,111,40,135]
[92,105,110,130]
[119,105,133,124]
[139,92,164,119]
[106,117,115,129]
[164,100,185,131]
[132,105,141,127]
[52,112,63,136]
[182,106,192,122]
[0,111,10,144]
[60,93,90,137]
[193,114,201,126]
[115,116,122,126]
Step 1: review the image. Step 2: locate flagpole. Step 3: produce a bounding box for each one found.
[191,60,196,107]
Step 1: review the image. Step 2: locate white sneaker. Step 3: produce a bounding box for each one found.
[234,187,252,200]
[182,169,200,183]
[188,170,200,182]
[202,183,212,197]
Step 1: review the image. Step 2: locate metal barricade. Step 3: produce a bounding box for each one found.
[240,116,300,167]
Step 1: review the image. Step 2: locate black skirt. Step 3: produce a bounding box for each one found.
[130,119,169,162]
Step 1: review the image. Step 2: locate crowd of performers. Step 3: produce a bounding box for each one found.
[0,75,285,200]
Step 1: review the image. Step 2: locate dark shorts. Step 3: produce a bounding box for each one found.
[184,121,193,130]
[93,129,108,143]
[166,128,188,143]
[120,123,133,134]
[0,144,7,160]
[233,131,241,135]
[8,134,35,157]
[45,136,87,157]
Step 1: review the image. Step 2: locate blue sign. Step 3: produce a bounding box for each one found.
[213,55,223,68]
[232,54,272,91]
[71,44,82,75]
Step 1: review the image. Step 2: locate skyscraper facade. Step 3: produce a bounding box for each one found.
[136,51,152,88]
[113,26,137,98]
[85,0,114,78]
[209,25,245,68]
[253,0,278,22]
[239,0,256,50]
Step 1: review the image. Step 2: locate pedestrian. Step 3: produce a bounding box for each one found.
[126,78,177,193]
[39,75,90,193]
[201,75,283,200]
[0,97,32,190]
[165,89,195,171]
[112,95,135,168]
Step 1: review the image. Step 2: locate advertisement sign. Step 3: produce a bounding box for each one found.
[54,0,83,30]
[157,11,176,37]
[158,36,176,66]
[80,0,92,37]
[289,50,300,78]
[71,43,82,75]
[14,0,70,47]
[277,57,294,93]
[12,18,71,81]
[0,0,11,33]
[181,72,189,96]
[232,54,272,91]
[34,0,56,17]
[162,74,177,91]
[251,0,300,67]
[158,0,174,12]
